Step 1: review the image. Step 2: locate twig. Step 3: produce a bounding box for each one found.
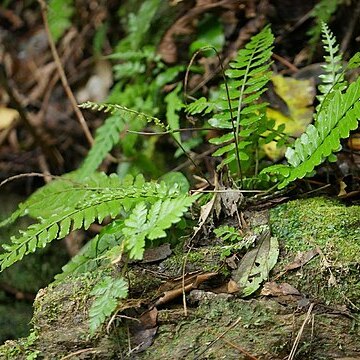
[288,303,315,360]
[0,172,67,189]
[221,338,259,360]
[0,64,62,167]
[38,0,94,146]
[194,316,242,359]
[272,53,299,73]
[60,348,102,360]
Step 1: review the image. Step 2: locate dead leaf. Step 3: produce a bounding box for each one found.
[154,272,218,307]
[213,279,240,294]
[348,133,360,151]
[284,248,319,271]
[128,308,158,354]
[261,282,301,297]
[220,187,244,217]
[232,229,279,297]
[192,175,219,238]
[264,74,316,161]
[76,59,113,103]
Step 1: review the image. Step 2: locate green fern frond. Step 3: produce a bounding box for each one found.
[89,276,128,335]
[122,196,196,259]
[189,26,274,170]
[165,84,184,144]
[317,22,346,105]
[263,77,360,188]
[186,97,219,115]
[48,0,74,42]
[78,102,166,178]
[79,101,164,128]
[214,225,242,243]
[0,173,194,271]
[307,0,340,50]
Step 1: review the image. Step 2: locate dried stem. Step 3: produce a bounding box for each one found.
[38,0,94,146]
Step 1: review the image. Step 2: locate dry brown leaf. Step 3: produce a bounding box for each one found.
[284,248,319,271]
[142,243,172,263]
[261,281,301,297]
[130,308,158,354]
[154,272,218,307]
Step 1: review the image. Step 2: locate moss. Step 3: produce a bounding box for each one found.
[160,245,225,277]
[270,197,360,308]
[138,295,360,359]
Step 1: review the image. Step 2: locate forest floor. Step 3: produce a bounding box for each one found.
[0,1,359,359]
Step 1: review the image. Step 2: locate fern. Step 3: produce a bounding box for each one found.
[187,26,274,174]
[213,225,242,243]
[77,102,165,178]
[317,22,346,106]
[116,0,162,52]
[307,0,340,50]
[262,24,360,188]
[89,276,128,335]
[0,172,197,271]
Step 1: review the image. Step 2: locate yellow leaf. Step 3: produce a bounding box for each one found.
[0,107,19,130]
[264,75,315,160]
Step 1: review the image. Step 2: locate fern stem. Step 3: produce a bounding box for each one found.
[184,47,243,183]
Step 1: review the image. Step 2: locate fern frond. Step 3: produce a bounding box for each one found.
[317,22,346,105]
[186,97,219,115]
[165,84,184,144]
[263,77,360,188]
[80,101,164,128]
[122,196,197,259]
[307,0,340,49]
[48,0,74,42]
[89,276,128,335]
[203,26,274,169]
[78,102,166,178]
[0,173,190,271]
[214,225,242,243]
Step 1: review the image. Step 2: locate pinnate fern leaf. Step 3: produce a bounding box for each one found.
[89,276,128,335]
[122,196,196,259]
[317,22,346,106]
[263,76,360,188]
[188,26,274,169]
[0,172,193,271]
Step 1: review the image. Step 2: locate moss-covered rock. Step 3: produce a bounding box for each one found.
[0,196,359,359]
[270,196,360,308]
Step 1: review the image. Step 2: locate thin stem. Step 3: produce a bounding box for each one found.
[184,46,243,183]
[38,0,94,146]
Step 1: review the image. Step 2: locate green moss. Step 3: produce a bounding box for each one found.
[270,197,360,308]
[160,246,225,277]
[270,197,360,263]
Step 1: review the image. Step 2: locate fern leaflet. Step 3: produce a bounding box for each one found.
[262,24,360,188]
[317,22,346,107]
[89,276,128,335]
[263,76,360,188]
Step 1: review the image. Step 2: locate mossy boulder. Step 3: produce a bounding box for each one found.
[270,196,360,308]
[0,196,359,359]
